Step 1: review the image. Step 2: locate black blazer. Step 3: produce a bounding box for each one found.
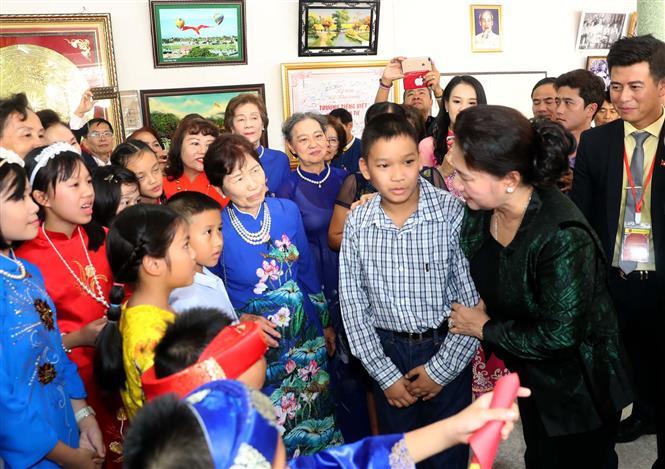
[570,118,665,281]
[81,151,100,174]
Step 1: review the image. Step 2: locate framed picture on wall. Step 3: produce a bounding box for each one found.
[576,12,626,52]
[119,90,144,138]
[149,0,247,68]
[139,84,266,148]
[298,1,380,56]
[586,56,610,89]
[282,61,399,137]
[470,5,503,52]
[0,14,123,143]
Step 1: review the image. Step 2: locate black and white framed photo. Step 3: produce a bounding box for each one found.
[576,12,626,52]
[298,1,380,57]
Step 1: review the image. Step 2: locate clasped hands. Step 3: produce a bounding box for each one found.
[384,365,443,408]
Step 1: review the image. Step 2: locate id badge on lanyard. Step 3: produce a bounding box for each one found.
[620,148,656,264]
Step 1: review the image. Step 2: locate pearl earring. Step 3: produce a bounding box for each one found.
[506,187,514,194]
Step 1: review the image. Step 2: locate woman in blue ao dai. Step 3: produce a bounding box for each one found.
[205,134,342,458]
[0,158,104,468]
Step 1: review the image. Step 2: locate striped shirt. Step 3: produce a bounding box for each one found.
[339,178,479,389]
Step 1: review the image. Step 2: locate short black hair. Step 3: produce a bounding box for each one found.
[603,89,612,103]
[329,108,353,125]
[364,102,405,125]
[555,69,605,115]
[110,139,152,167]
[91,165,140,227]
[124,394,212,469]
[0,93,32,138]
[608,34,665,82]
[36,109,64,130]
[454,105,575,188]
[154,307,231,379]
[531,77,557,97]
[85,117,114,136]
[166,191,221,221]
[361,113,419,160]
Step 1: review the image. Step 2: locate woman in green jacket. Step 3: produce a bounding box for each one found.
[447,105,633,469]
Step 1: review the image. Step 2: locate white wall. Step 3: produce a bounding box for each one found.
[2,0,636,149]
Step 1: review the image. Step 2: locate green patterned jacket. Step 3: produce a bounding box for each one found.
[460,186,633,436]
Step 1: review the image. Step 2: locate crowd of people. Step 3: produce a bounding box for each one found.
[0,33,663,469]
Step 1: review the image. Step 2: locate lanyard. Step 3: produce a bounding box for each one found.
[623,146,656,220]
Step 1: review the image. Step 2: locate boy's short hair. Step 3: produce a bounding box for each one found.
[329,108,353,125]
[153,307,232,379]
[361,113,419,160]
[166,191,221,221]
[123,394,212,469]
[555,69,605,112]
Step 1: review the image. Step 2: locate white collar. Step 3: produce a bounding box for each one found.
[343,136,356,152]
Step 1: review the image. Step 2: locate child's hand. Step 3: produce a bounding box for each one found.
[350,192,377,210]
[64,448,101,469]
[76,317,108,347]
[78,415,106,460]
[239,314,281,347]
[448,386,531,445]
[404,365,443,400]
[384,377,418,408]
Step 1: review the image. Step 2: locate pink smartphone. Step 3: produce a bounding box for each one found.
[402,57,432,90]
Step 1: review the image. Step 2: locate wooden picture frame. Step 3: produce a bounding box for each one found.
[282,61,400,138]
[140,83,266,149]
[0,13,123,143]
[470,4,503,53]
[576,12,626,52]
[149,0,247,68]
[298,1,380,57]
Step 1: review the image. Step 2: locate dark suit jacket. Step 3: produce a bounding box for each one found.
[81,151,100,174]
[461,187,633,436]
[570,118,664,281]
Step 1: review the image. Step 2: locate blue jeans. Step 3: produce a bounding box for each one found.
[372,328,472,469]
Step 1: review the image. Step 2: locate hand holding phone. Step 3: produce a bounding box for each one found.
[402,56,433,90]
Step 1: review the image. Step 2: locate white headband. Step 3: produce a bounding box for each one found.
[0,147,24,167]
[29,142,79,187]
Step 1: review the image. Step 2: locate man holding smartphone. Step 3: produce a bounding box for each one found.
[375,57,443,136]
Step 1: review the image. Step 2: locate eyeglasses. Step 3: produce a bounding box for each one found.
[89,131,113,138]
[327,138,339,144]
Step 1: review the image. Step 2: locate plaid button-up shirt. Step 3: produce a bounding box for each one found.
[339,178,479,389]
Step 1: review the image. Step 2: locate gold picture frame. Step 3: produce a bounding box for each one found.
[0,14,123,143]
[470,4,503,53]
[281,60,401,138]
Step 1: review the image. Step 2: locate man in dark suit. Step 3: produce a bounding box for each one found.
[571,35,665,468]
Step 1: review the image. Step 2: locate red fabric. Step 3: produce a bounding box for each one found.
[469,373,521,469]
[16,227,125,467]
[472,345,510,397]
[162,173,229,207]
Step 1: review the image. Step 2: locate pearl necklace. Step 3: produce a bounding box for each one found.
[228,203,271,245]
[0,251,27,280]
[41,226,110,308]
[257,145,265,159]
[296,164,331,188]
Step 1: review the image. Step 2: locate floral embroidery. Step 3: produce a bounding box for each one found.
[38,363,56,384]
[268,307,291,327]
[238,233,341,456]
[34,299,54,330]
[388,438,415,469]
[229,442,271,469]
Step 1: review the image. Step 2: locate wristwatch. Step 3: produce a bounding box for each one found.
[75,405,96,423]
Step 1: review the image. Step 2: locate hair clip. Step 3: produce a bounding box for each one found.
[104,174,118,183]
[29,142,79,186]
[0,148,24,167]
